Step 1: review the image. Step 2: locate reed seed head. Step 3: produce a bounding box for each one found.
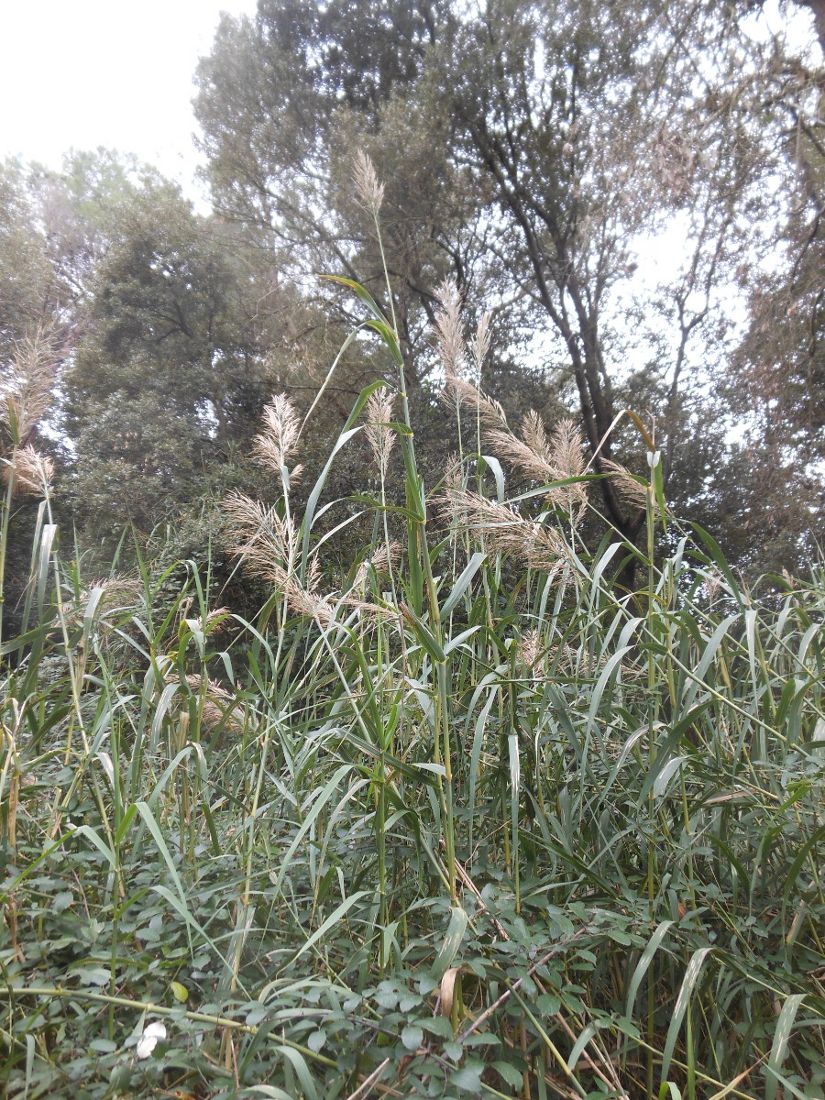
[183,674,244,733]
[3,445,54,497]
[1,329,58,445]
[224,491,297,579]
[253,394,301,473]
[441,375,508,429]
[603,458,650,511]
[439,482,569,573]
[353,149,385,215]
[434,280,466,380]
[364,387,396,473]
[353,541,402,594]
[486,413,587,517]
[472,311,492,376]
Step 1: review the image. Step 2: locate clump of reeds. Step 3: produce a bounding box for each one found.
[2,212,825,1100]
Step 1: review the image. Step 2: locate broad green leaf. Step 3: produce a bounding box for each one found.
[440,552,487,620]
[660,947,713,1085]
[434,907,469,978]
[626,921,674,1019]
[765,994,805,1100]
[401,1025,423,1051]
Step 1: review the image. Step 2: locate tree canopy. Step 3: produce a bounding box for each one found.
[193,0,824,572]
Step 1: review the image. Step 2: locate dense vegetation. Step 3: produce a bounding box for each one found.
[2,0,825,1096]
[2,255,825,1096]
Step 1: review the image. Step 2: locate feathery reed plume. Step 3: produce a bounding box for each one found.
[435,283,508,431]
[486,413,587,516]
[702,568,723,603]
[183,674,244,733]
[364,387,396,473]
[369,540,402,577]
[517,627,545,674]
[486,413,584,512]
[2,329,58,445]
[352,541,402,594]
[2,445,54,497]
[440,482,569,572]
[56,576,142,661]
[486,413,555,484]
[184,607,231,637]
[602,458,650,511]
[283,576,335,624]
[434,280,466,380]
[224,491,297,580]
[471,310,492,377]
[545,642,607,678]
[281,565,389,627]
[253,394,301,475]
[80,576,142,615]
[441,376,508,429]
[224,491,344,623]
[353,149,385,215]
[549,418,587,488]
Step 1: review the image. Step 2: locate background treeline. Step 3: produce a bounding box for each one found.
[1,0,823,602]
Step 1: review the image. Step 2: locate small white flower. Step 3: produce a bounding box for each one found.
[136,1020,167,1059]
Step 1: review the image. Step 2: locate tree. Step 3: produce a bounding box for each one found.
[195,0,823,572]
[0,161,56,362]
[0,151,158,363]
[196,1,498,386]
[62,176,290,548]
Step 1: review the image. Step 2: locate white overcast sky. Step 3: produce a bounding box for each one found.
[0,0,258,202]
